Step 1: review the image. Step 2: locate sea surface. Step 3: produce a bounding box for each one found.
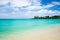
[0,19,60,40]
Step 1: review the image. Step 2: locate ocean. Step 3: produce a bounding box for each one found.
[0,19,60,40]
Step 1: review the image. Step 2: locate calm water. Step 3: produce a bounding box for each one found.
[0,19,60,36]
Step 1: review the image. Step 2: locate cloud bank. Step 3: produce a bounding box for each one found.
[0,0,60,18]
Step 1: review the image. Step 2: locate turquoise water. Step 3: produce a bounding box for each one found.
[0,19,60,36]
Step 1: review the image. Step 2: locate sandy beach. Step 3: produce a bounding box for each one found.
[1,24,60,40]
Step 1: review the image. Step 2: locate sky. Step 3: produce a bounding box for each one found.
[0,0,60,19]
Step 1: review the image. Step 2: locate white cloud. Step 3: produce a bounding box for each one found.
[38,9,48,13]
[0,0,9,5]
[43,4,54,8]
[0,0,60,18]
[39,10,60,16]
[25,6,43,10]
[10,0,41,7]
[30,0,41,6]
[10,0,31,7]
[0,13,9,17]
[41,2,60,9]
[52,1,60,5]
[24,9,60,17]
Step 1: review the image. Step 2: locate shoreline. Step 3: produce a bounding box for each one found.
[0,24,60,40]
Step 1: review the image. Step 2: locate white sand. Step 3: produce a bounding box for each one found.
[1,25,60,40]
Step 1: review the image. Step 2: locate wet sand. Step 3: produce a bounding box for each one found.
[0,25,60,40]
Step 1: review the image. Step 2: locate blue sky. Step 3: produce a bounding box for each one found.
[0,0,60,19]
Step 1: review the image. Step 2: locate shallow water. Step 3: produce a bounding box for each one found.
[0,19,60,33]
[0,19,60,40]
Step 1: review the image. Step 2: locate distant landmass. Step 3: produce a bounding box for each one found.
[34,16,60,19]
